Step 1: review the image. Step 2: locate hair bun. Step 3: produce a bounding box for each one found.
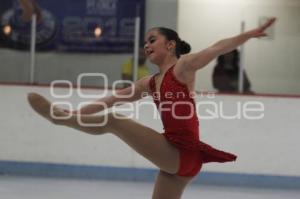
[179,40,191,55]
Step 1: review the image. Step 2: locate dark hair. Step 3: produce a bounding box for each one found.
[153,27,191,58]
[217,49,240,69]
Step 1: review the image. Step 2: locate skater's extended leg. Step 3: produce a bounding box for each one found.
[28,93,180,174]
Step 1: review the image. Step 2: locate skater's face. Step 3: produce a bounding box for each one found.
[144,29,176,64]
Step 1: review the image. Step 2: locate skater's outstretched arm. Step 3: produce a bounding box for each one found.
[73,76,152,115]
[179,18,276,71]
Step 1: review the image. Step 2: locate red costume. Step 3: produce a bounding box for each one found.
[149,65,237,177]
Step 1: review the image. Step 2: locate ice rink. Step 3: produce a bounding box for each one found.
[1,176,299,199]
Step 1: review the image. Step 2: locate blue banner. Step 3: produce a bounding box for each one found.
[0,0,145,52]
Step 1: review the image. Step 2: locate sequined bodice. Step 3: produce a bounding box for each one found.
[149,65,199,136]
[148,65,237,163]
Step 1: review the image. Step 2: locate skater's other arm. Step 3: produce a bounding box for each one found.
[75,76,151,115]
[179,18,276,72]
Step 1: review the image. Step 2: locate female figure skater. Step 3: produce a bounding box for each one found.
[28,18,276,199]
